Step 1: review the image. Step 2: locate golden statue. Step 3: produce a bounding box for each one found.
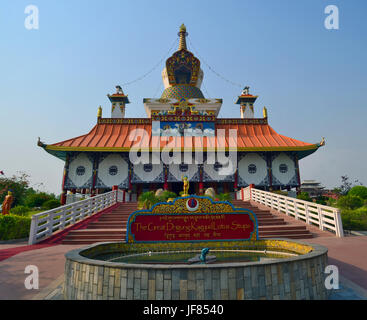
[182,175,189,196]
[1,191,14,216]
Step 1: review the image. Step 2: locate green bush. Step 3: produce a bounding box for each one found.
[341,208,367,231]
[10,205,31,216]
[25,192,55,208]
[216,193,232,202]
[297,192,312,202]
[348,186,367,200]
[0,215,31,240]
[157,191,177,202]
[42,199,60,210]
[138,191,160,210]
[337,195,363,210]
[315,196,328,205]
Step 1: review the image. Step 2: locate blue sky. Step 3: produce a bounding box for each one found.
[0,0,366,194]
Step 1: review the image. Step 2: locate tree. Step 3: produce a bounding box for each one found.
[337,195,363,210]
[297,192,312,202]
[348,186,367,200]
[338,175,363,196]
[0,172,30,207]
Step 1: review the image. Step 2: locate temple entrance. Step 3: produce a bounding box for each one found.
[169,182,197,195]
[170,182,183,195]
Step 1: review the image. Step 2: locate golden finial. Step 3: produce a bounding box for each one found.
[178,23,188,50]
[263,106,268,118]
[97,106,102,118]
[179,23,186,33]
[320,137,326,146]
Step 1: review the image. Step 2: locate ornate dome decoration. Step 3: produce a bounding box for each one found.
[161,84,204,100]
[165,24,201,87]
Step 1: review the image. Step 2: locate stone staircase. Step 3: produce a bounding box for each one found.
[232,200,313,239]
[62,200,313,245]
[62,202,137,245]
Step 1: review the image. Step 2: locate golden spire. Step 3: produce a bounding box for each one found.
[263,106,268,118]
[178,23,188,50]
[97,106,102,118]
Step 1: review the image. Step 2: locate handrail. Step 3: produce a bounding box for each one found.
[28,190,120,245]
[240,186,344,237]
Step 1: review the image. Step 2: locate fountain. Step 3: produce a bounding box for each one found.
[64,194,328,300]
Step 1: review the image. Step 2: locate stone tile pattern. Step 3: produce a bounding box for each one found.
[64,254,328,300]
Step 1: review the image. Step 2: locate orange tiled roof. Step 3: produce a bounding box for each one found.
[44,121,319,155]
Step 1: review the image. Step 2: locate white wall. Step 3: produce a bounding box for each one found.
[97,154,128,187]
[238,153,267,185]
[272,153,296,185]
[67,153,93,188]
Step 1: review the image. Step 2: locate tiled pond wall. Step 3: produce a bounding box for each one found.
[64,240,328,300]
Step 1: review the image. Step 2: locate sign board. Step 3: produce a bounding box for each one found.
[126,196,258,243]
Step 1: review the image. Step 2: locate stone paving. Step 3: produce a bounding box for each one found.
[1,223,367,300]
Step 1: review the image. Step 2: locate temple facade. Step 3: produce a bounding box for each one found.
[38,25,324,204]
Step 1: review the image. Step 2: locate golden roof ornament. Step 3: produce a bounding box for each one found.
[263,106,268,118]
[178,23,188,51]
[97,106,102,118]
[320,137,326,146]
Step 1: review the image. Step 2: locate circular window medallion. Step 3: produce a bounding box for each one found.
[186,198,199,212]
[214,162,223,172]
[248,164,257,174]
[109,166,118,176]
[279,164,288,173]
[76,166,85,176]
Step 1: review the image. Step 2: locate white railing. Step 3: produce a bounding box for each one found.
[28,191,120,245]
[240,187,344,237]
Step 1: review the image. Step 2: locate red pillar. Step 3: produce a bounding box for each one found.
[60,155,69,206]
[199,165,204,195]
[60,192,66,206]
[234,170,238,200]
[164,165,168,190]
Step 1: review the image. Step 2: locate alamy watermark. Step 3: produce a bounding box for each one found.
[24,265,39,290]
[128,126,238,177]
[325,265,339,290]
[24,5,39,30]
[324,5,339,30]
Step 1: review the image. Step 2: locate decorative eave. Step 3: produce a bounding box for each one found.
[107,94,130,104]
[235,95,259,104]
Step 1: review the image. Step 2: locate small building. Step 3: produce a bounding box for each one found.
[37,25,325,204]
[300,180,325,198]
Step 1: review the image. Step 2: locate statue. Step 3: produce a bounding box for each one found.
[242,86,250,95]
[1,191,14,216]
[182,175,189,196]
[188,248,216,264]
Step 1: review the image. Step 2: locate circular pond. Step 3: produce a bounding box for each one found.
[64,239,328,300]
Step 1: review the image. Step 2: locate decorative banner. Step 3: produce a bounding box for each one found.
[126,196,258,243]
[153,121,215,137]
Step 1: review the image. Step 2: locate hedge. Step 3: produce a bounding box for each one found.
[341,207,367,231]
[0,215,31,241]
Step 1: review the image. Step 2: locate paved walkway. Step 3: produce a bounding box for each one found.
[1,234,367,300]
[0,200,366,300]
[0,244,82,300]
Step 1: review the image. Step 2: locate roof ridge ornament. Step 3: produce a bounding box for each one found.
[242,86,250,95]
[115,85,124,95]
